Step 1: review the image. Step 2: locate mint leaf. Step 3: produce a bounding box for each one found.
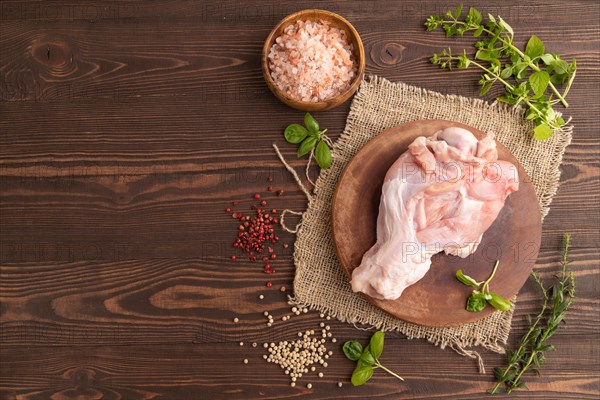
[529,71,550,97]
[525,35,545,60]
[534,123,553,140]
[551,59,569,75]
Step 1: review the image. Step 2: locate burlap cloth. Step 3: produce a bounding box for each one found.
[281,75,572,370]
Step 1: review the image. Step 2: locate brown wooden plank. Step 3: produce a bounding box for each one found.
[1,338,598,400]
[1,0,599,398]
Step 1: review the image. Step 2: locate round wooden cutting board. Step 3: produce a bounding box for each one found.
[331,120,542,327]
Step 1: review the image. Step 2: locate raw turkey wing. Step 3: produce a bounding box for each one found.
[350,127,519,300]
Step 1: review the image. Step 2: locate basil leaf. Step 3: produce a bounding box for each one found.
[456,270,480,286]
[369,331,384,359]
[473,25,484,37]
[529,71,550,97]
[466,290,487,312]
[525,35,545,60]
[315,140,332,169]
[342,341,363,361]
[487,292,512,311]
[284,124,308,144]
[360,345,376,365]
[297,136,317,157]
[351,365,374,386]
[304,112,319,134]
[533,123,553,140]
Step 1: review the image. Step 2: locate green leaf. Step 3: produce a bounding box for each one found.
[304,112,319,134]
[500,66,513,79]
[473,25,484,37]
[493,367,505,380]
[550,73,568,85]
[534,123,553,140]
[466,290,488,312]
[351,365,374,386]
[529,71,550,97]
[498,16,513,37]
[456,54,471,69]
[487,292,512,311]
[467,7,482,24]
[487,13,496,23]
[369,331,384,359]
[454,4,463,19]
[540,53,555,65]
[480,81,493,96]
[297,136,317,157]
[475,49,499,61]
[315,140,332,169]
[456,270,480,286]
[443,25,458,37]
[551,59,569,75]
[513,62,528,80]
[497,95,518,106]
[342,341,363,361]
[284,124,308,143]
[360,345,376,365]
[525,35,545,60]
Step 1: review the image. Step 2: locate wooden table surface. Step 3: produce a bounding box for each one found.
[1,1,598,399]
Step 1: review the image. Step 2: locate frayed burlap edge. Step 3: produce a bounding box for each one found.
[283,75,572,372]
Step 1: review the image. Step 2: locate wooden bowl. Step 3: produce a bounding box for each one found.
[262,9,366,111]
[332,120,542,327]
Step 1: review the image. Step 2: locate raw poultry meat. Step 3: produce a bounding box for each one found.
[350,127,519,300]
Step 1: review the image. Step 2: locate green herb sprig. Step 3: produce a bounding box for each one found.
[425,5,576,140]
[342,331,404,386]
[284,113,332,169]
[457,260,512,312]
[490,233,575,395]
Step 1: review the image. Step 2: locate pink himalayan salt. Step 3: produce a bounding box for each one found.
[268,19,358,102]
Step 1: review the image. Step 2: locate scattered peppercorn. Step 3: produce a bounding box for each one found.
[267,281,272,288]
[254,193,260,199]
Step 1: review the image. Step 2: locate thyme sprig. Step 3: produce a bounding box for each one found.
[425,5,576,140]
[489,233,575,394]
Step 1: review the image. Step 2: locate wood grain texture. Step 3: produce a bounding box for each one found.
[1,0,599,399]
